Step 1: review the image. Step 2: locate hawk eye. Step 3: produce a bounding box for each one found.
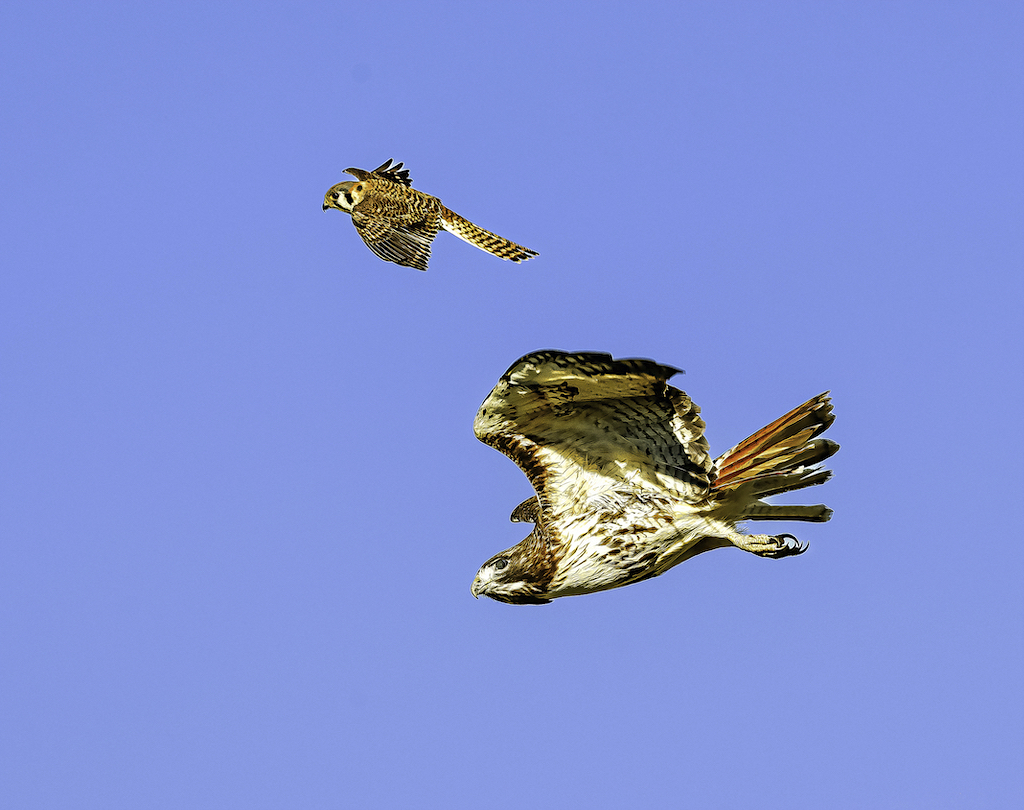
[355,184,363,191]
[494,558,508,571]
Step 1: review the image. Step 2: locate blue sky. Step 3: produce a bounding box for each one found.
[2,1,1022,807]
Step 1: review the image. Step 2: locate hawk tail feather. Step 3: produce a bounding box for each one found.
[440,208,538,263]
[713,392,838,521]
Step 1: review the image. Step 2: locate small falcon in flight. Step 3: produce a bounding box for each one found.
[323,159,538,271]
[471,351,839,605]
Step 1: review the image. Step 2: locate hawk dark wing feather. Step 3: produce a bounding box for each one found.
[509,497,541,524]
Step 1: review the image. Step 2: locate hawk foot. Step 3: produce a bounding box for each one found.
[739,532,807,559]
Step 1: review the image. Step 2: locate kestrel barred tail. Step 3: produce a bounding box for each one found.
[322,159,538,271]
[471,351,839,605]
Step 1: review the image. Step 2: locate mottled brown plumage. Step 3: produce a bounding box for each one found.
[322,159,538,271]
[471,351,839,605]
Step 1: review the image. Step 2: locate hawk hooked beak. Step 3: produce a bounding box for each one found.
[471,576,483,599]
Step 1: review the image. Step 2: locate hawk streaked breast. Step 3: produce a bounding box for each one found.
[323,159,538,271]
[471,350,839,605]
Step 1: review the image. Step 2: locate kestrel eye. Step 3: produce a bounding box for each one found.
[494,558,508,571]
[355,184,363,191]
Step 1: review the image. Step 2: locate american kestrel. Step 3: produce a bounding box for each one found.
[322,159,538,271]
[470,351,839,604]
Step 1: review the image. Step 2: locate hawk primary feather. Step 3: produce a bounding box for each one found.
[471,350,839,605]
[322,159,538,271]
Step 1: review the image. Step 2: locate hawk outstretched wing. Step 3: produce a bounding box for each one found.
[473,350,716,530]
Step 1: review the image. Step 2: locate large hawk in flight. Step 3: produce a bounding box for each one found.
[322,159,538,271]
[471,351,839,604]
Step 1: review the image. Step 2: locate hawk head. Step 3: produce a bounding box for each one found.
[471,538,555,605]
[322,180,367,214]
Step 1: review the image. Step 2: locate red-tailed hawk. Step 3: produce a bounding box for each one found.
[322,159,538,271]
[471,351,839,604]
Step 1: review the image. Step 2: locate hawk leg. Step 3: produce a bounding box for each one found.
[733,532,807,559]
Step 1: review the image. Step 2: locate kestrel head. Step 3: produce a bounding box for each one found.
[322,180,367,213]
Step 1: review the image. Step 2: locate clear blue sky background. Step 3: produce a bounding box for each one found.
[2,2,1022,807]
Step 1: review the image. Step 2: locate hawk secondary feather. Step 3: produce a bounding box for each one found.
[322,159,538,271]
[471,350,839,605]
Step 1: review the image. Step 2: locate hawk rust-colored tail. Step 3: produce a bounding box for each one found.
[712,392,839,522]
[439,207,539,263]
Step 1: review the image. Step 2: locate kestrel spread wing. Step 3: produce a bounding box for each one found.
[350,211,439,271]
